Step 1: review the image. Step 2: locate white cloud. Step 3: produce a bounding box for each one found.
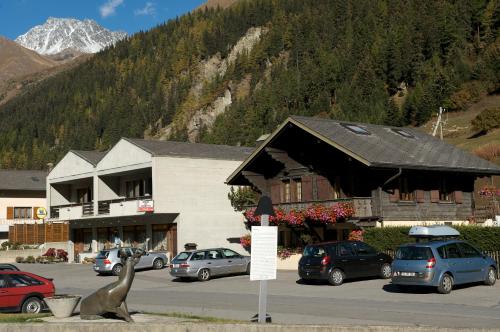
[100,0,124,18]
[134,2,155,16]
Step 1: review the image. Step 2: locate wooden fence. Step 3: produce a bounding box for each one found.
[8,223,69,244]
[384,249,500,279]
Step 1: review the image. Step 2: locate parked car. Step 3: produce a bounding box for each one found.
[93,247,168,276]
[0,271,55,313]
[0,264,20,271]
[298,240,393,285]
[170,248,251,281]
[392,239,497,294]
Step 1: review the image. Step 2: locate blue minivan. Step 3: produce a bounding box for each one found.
[392,239,497,294]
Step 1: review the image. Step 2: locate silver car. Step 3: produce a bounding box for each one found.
[169,248,250,281]
[93,247,168,276]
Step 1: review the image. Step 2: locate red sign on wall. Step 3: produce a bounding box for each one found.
[137,200,154,212]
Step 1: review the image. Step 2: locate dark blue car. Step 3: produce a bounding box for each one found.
[392,239,497,294]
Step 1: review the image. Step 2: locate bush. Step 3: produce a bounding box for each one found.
[1,241,12,250]
[471,108,500,134]
[35,256,43,263]
[25,256,35,263]
[15,256,24,263]
[364,226,500,252]
[473,143,500,162]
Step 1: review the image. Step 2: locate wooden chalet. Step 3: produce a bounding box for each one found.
[226,116,500,245]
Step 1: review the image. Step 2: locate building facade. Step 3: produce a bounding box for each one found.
[47,138,253,260]
[227,116,500,247]
[0,170,47,243]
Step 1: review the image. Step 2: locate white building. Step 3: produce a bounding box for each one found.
[0,170,47,243]
[47,138,253,259]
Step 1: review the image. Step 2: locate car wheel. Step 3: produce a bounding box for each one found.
[153,258,164,270]
[112,264,123,276]
[328,268,344,286]
[484,267,496,286]
[380,263,392,279]
[22,297,43,314]
[197,268,211,281]
[437,273,453,294]
[246,263,251,275]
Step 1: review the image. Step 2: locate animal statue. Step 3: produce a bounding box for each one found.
[80,248,144,322]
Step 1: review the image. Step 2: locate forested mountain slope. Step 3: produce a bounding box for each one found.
[0,0,498,169]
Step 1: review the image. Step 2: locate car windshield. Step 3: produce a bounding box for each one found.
[396,246,433,260]
[173,252,191,261]
[302,246,326,258]
[96,251,109,259]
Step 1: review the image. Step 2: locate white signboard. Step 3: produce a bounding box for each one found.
[250,226,278,281]
[137,199,154,212]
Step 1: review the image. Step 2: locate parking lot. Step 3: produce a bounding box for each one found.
[17,263,500,328]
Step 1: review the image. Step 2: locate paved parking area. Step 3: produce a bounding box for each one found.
[18,263,500,328]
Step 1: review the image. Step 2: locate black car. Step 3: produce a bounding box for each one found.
[0,264,19,271]
[298,241,392,285]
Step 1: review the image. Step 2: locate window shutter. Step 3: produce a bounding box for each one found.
[389,188,399,202]
[33,207,38,219]
[270,180,281,204]
[416,190,425,203]
[454,191,463,204]
[316,176,333,200]
[430,190,439,203]
[6,207,14,219]
[302,176,313,201]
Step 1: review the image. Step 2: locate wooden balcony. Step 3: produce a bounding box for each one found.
[248,197,374,218]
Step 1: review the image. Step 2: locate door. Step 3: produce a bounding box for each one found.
[336,243,361,278]
[167,225,177,257]
[222,248,246,273]
[457,242,485,282]
[205,249,225,276]
[0,274,15,308]
[1,274,35,309]
[351,242,379,277]
[440,243,466,284]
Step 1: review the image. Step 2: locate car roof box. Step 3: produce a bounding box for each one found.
[408,225,460,238]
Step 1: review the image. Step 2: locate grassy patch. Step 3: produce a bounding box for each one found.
[146,311,244,323]
[0,313,51,323]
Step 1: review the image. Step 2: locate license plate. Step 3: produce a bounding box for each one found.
[172,264,179,268]
[401,272,415,277]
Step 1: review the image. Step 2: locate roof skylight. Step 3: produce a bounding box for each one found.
[341,123,371,135]
[391,128,415,139]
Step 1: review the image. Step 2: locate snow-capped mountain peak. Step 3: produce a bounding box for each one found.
[15,17,127,55]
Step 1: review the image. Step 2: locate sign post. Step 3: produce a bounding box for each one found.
[251,196,276,324]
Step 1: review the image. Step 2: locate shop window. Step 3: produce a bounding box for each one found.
[152,224,168,251]
[13,207,32,219]
[122,225,146,248]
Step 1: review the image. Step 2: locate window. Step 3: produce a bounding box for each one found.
[391,128,415,139]
[303,246,326,258]
[352,242,377,255]
[283,180,291,203]
[445,243,461,259]
[125,177,152,198]
[191,251,206,261]
[396,247,433,260]
[439,179,453,202]
[77,187,92,203]
[294,179,302,202]
[457,243,481,258]
[399,177,414,201]
[341,123,371,135]
[207,250,222,259]
[0,275,6,288]
[339,243,355,257]
[174,252,190,261]
[222,249,240,258]
[10,274,43,287]
[14,207,32,219]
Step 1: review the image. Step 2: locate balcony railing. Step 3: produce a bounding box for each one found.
[50,202,94,219]
[248,197,374,218]
[98,196,153,216]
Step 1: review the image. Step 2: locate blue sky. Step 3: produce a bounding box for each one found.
[0,0,206,40]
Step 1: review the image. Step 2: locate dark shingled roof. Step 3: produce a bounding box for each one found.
[71,150,107,166]
[290,116,500,174]
[125,138,254,161]
[0,170,46,191]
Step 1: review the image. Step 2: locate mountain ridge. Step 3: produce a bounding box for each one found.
[15,17,127,55]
